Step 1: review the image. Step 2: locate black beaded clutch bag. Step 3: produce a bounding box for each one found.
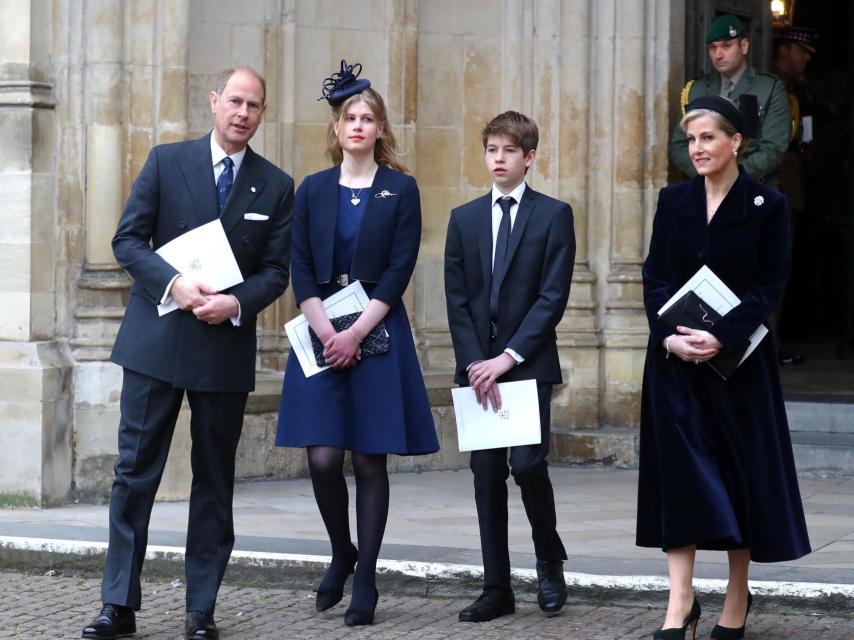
[657,290,748,380]
[308,312,389,367]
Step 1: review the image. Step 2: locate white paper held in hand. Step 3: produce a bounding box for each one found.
[657,264,768,368]
[155,219,244,316]
[284,281,376,378]
[452,379,541,452]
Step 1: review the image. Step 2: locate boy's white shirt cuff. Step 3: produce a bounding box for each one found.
[504,348,524,364]
[229,294,242,326]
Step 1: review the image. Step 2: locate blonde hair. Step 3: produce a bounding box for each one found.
[325,88,408,173]
[680,108,747,153]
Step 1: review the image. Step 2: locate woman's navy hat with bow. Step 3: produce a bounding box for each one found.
[318,60,371,106]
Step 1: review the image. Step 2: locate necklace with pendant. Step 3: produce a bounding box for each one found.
[350,187,363,206]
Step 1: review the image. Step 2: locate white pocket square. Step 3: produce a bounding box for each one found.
[244,213,269,221]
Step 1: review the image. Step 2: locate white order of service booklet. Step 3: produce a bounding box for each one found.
[452,379,541,452]
[155,219,244,316]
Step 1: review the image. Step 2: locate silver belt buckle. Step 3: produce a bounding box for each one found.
[335,274,349,287]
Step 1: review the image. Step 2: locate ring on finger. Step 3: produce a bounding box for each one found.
[695,358,699,365]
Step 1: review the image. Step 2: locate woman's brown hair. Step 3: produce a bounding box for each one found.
[325,88,408,173]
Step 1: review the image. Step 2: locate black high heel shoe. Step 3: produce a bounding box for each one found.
[316,544,358,612]
[710,591,752,639]
[653,598,701,640]
[344,588,379,626]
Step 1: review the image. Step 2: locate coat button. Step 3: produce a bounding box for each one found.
[697,251,706,260]
[178,220,187,229]
[243,234,251,244]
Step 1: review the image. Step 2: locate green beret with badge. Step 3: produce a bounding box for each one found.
[705,14,746,43]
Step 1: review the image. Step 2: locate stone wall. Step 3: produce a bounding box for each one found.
[0,0,683,505]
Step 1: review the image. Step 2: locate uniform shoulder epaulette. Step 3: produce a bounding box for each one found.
[754,71,781,80]
[680,79,695,114]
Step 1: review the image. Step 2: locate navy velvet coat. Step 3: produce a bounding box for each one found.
[636,168,810,562]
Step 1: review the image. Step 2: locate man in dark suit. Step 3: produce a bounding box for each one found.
[81,67,293,640]
[444,111,575,622]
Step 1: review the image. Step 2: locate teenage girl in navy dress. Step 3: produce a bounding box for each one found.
[276,61,438,626]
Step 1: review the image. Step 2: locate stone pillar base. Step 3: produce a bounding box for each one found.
[0,340,72,507]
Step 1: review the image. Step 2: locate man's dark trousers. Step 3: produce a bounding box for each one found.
[101,368,248,613]
[470,382,566,590]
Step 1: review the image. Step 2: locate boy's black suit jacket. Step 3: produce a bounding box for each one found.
[444,185,576,386]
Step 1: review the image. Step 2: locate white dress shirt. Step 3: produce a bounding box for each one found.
[467,181,528,370]
[161,134,245,325]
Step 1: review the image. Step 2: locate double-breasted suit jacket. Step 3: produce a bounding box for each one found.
[636,167,810,562]
[111,133,294,392]
[444,186,576,385]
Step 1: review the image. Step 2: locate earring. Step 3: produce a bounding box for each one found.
[732,149,738,157]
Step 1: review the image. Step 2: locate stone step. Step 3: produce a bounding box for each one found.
[786,400,854,434]
[791,431,854,477]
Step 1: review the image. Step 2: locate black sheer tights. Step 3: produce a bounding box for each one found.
[307,446,389,610]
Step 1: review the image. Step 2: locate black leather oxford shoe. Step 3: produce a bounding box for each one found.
[185,611,218,639]
[536,560,567,613]
[81,604,136,639]
[458,588,515,622]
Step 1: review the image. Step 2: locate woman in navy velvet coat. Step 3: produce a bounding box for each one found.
[636,96,810,640]
[276,63,438,626]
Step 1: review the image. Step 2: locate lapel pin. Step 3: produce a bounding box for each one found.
[250,186,256,193]
[753,195,764,206]
[375,190,397,198]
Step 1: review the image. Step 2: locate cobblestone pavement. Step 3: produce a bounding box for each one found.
[2,571,853,640]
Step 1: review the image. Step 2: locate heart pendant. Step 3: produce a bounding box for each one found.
[351,198,360,206]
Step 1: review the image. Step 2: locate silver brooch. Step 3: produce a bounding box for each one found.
[754,195,764,206]
[375,189,397,198]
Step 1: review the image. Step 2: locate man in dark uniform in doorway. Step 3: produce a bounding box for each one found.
[773,27,819,364]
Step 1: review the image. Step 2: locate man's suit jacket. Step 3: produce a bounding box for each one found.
[290,164,421,308]
[111,134,294,392]
[444,185,576,386]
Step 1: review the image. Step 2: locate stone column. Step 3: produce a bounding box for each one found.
[0,0,72,506]
[71,0,192,500]
[593,0,675,428]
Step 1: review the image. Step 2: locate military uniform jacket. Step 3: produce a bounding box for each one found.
[669,65,791,185]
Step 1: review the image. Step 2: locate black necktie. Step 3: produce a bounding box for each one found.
[217,156,234,215]
[489,196,515,320]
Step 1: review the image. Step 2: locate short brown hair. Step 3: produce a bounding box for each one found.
[480,111,539,154]
[214,67,267,105]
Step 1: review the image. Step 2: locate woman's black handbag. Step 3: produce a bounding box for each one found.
[308,312,390,367]
[657,290,749,379]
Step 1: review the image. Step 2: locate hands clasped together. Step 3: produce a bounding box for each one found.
[665,325,722,364]
[171,275,239,325]
[319,326,362,369]
[467,352,517,412]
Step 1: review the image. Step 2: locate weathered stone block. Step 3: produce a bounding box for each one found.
[418,0,501,36]
[415,127,461,188]
[416,33,463,127]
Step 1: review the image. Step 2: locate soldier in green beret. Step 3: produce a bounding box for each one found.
[670,14,791,186]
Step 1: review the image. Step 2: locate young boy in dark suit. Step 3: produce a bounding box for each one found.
[444,111,576,622]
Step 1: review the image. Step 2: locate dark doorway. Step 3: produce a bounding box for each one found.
[774,0,854,397]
